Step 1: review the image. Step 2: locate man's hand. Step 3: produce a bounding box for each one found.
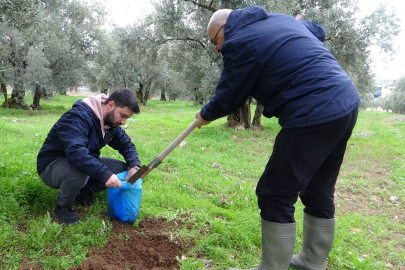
[195,110,211,129]
[105,174,122,188]
[126,166,139,180]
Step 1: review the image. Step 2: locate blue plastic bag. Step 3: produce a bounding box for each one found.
[107,171,143,223]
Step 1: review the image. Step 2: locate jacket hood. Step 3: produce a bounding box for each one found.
[225,5,268,39]
[83,94,108,137]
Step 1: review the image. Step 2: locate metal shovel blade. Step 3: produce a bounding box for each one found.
[126,156,162,183]
[126,165,149,184]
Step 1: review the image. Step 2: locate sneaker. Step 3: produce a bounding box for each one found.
[74,192,95,206]
[53,204,80,225]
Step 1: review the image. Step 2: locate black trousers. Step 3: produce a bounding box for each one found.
[256,108,358,223]
[40,157,127,206]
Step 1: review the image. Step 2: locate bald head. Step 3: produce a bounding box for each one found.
[207,9,232,53]
[208,9,233,29]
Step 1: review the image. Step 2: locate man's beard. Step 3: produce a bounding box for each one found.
[104,109,120,128]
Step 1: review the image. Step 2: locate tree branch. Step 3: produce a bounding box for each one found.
[144,35,207,48]
[163,37,207,48]
[183,0,217,12]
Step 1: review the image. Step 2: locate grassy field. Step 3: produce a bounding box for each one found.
[0,94,404,270]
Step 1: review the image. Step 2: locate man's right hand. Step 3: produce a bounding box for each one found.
[295,14,304,20]
[105,174,122,188]
[195,110,212,129]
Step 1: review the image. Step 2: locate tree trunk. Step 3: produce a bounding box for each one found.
[137,83,144,104]
[7,70,29,109]
[0,72,8,109]
[225,97,252,130]
[194,88,204,105]
[252,102,264,130]
[30,85,43,110]
[169,93,177,101]
[142,90,149,106]
[160,91,167,101]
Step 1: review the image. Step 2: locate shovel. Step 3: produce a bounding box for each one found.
[126,120,198,184]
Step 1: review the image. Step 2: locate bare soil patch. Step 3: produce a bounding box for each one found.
[19,216,193,270]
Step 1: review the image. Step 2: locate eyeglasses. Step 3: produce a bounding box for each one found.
[210,25,224,45]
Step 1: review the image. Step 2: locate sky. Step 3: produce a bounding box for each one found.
[101,0,154,26]
[356,0,405,81]
[99,0,405,81]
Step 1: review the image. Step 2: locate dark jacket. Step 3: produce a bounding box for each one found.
[201,5,360,128]
[37,100,141,185]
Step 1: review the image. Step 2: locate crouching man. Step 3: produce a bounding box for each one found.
[37,88,142,225]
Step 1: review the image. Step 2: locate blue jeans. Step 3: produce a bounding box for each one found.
[40,157,127,206]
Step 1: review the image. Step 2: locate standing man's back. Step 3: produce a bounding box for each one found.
[201,7,360,128]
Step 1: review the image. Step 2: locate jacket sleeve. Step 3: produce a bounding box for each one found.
[201,43,263,121]
[56,112,113,184]
[299,20,326,42]
[108,127,141,169]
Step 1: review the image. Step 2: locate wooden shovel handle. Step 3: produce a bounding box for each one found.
[156,120,198,161]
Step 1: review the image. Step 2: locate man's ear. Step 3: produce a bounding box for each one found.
[107,101,115,112]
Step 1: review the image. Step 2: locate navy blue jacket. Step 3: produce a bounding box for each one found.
[201,6,360,127]
[37,100,141,185]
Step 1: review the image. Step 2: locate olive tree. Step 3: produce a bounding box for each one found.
[1,0,105,110]
[24,46,55,109]
[382,76,405,114]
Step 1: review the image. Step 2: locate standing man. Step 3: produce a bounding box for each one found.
[195,5,360,270]
[37,88,142,225]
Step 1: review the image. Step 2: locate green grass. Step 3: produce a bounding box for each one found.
[0,95,404,269]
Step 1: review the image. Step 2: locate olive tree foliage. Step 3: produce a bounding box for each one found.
[357,92,374,110]
[87,28,139,94]
[125,25,165,105]
[299,1,399,99]
[43,0,106,96]
[147,0,399,130]
[1,0,106,110]
[382,76,405,114]
[0,0,40,71]
[88,22,165,105]
[157,40,222,103]
[149,0,223,103]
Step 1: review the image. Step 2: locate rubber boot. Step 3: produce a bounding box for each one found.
[289,213,335,270]
[228,219,296,270]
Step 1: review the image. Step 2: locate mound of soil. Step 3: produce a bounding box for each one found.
[19,216,191,270]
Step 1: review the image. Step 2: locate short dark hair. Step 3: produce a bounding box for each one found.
[104,88,140,114]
